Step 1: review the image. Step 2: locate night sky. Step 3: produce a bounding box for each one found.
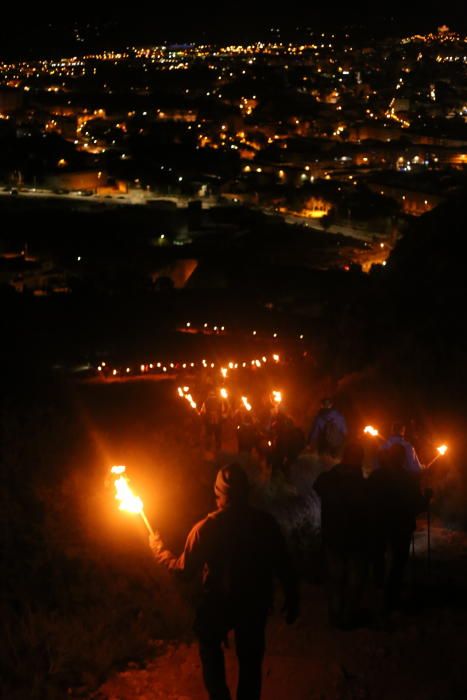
[1,1,466,58]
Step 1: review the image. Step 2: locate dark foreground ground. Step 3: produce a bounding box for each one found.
[94,525,467,700]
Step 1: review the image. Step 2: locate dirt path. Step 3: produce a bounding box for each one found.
[94,526,467,700]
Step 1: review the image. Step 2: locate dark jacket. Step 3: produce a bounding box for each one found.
[368,465,426,535]
[314,463,369,553]
[152,505,298,614]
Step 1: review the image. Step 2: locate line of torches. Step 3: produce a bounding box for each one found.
[96,353,281,379]
[179,321,305,342]
[363,425,448,468]
[109,391,284,531]
[177,385,283,414]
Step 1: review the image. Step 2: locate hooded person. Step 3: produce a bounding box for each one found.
[149,463,299,700]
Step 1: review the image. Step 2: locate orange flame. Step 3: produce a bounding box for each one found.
[272,390,282,404]
[220,388,229,399]
[186,393,197,409]
[111,466,154,535]
[437,444,448,456]
[114,473,143,514]
[364,425,379,437]
[111,465,126,475]
[241,396,252,411]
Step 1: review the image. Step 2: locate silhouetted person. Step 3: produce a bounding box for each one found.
[369,444,429,610]
[201,389,228,451]
[308,398,347,458]
[149,464,299,700]
[314,442,369,628]
[268,409,301,477]
[234,406,259,455]
[378,422,423,476]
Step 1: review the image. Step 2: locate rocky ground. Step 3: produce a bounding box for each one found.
[92,525,467,700]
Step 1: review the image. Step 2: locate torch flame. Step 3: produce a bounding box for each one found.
[272,354,280,363]
[186,394,197,409]
[220,367,228,378]
[241,396,252,412]
[114,475,143,514]
[220,388,229,399]
[177,387,184,397]
[111,465,126,475]
[364,425,379,437]
[437,444,448,456]
[272,390,282,404]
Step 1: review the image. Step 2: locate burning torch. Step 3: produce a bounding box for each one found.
[272,390,283,406]
[363,425,386,441]
[425,444,448,469]
[111,466,154,536]
[241,396,252,412]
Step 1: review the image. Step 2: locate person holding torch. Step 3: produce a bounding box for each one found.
[377,422,423,476]
[234,397,259,455]
[200,386,229,452]
[149,463,299,700]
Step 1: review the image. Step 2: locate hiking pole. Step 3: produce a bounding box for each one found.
[410,533,416,587]
[426,500,431,574]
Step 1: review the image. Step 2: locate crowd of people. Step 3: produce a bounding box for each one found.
[198,386,312,474]
[147,393,433,700]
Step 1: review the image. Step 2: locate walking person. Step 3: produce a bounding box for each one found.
[200,388,228,451]
[149,464,299,700]
[314,441,370,629]
[369,444,430,611]
[378,422,423,476]
[308,398,347,458]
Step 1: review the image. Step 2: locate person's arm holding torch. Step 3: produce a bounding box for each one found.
[149,522,206,578]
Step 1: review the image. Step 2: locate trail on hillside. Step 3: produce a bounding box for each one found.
[93,527,467,700]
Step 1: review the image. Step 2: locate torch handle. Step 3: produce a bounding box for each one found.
[425,455,439,469]
[140,510,155,536]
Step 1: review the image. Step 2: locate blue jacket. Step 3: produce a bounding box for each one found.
[308,408,347,445]
[378,435,422,475]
